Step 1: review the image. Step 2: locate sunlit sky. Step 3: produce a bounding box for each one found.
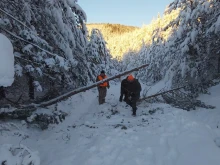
[78,0,174,27]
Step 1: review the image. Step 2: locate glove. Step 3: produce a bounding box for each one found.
[107,86,110,89]
[129,92,134,96]
[119,96,123,102]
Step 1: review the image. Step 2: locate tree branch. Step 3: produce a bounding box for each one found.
[0,7,32,31]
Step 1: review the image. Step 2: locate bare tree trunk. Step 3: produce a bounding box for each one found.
[26,73,34,100]
[0,86,5,100]
[218,56,220,73]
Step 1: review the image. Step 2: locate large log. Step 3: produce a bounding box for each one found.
[138,86,185,102]
[138,86,215,111]
[36,64,149,107]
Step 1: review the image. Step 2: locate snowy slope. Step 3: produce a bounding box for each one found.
[1,82,220,165]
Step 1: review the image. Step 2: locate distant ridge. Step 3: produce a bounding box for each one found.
[87,23,140,58]
[86,8,180,59]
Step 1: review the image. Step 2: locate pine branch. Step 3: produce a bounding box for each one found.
[15,56,42,66]
[0,7,32,31]
[0,27,67,60]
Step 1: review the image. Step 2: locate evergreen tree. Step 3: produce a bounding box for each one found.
[0,0,115,103]
[132,0,220,91]
[85,28,119,80]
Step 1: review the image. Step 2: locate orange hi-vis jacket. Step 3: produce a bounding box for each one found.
[97,75,108,87]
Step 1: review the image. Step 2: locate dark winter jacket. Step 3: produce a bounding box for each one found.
[120,77,129,95]
[126,79,141,98]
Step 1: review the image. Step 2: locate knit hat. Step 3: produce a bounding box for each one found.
[127,75,134,81]
[101,70,105,74]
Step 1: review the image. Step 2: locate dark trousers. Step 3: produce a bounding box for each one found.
[126,95,139,114]
[119,91,128,102]
[98,87,107,104]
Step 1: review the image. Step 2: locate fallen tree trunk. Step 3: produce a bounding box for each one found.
[138,86,215,111]
[36,64,148,107]
[138,86,185,102]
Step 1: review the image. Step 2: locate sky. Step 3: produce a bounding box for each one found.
[78,0,174,27]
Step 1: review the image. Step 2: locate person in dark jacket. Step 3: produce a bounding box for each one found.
[125,74,141,116]
[119,76,129,102]
[96,70,110,104]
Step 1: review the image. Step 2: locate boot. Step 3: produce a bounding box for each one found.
[132,107,137,116]
[119,96,123,102]
[132,111,136,116]
[132,110,136,116]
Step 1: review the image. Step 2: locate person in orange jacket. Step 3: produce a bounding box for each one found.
[96,70,110,104]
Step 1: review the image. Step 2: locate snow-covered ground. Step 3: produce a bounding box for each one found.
[1,82,220,165]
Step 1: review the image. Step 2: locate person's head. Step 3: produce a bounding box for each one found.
[127,74,134,82]
[100,70,105,76]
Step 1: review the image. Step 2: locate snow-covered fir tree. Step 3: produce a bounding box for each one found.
[85,28,118,80]
[0,0,115,103]
[132,0,220,91]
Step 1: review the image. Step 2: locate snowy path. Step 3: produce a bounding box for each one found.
[1,83,220,165]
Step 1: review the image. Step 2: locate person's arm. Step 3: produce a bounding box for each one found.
[107,81,110,88]
[96,76,100,89]
[137,81,141,92]
[119,81,124,101]
[120,80,124,95]
[96,76,99,82]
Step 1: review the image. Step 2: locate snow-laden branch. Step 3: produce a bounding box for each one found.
[0,27,67,60]
[0,7,32,31]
